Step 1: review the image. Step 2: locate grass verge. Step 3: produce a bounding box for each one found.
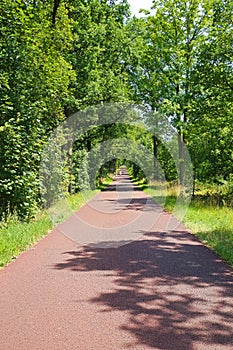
[182,204,233,266]
[0,212,53,268]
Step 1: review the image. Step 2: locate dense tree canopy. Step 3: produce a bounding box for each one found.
[0,0,232,219]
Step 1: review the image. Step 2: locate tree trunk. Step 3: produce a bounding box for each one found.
[153,134,159,181]
[67,145,73,194]
[178,132,185,186]
[52,0,60,25]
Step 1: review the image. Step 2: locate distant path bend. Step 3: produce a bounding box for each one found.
[0,169,233,350]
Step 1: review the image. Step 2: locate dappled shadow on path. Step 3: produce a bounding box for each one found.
[105,196,162,212]
[102,179,138,192]
[54,230,233,349]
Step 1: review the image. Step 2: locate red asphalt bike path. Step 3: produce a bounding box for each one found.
[0,170,233,350]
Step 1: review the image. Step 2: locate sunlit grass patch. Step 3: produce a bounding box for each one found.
[0,212,52,267]
[183,204,233,266]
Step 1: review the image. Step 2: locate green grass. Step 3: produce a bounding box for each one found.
[0,212,53,268]
[182,204,233,266]
[0,176,114,268]
[142,179,233,267]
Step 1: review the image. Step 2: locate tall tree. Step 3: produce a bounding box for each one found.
[128,0,230,184]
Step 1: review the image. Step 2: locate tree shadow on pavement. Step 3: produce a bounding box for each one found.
[102,183,137,192]
[53,230,233,349]
[105,196,163,212]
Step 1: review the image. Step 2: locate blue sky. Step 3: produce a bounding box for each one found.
[127,0,154,17]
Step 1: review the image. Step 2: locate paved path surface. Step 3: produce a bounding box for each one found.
[1,170,233,350]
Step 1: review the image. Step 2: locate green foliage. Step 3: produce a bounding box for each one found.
[0,121,42,219]
[0,0,75,219]
[39,127,69,208]
[66,0,132,111]
[0,0,134,220]
[0,0,233,229]
[78,150,90,191]
[129,0,233,184]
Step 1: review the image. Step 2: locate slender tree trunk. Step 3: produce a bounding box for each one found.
[87,138,91,152]
[178,131,185,185]
[152,106,159,181]
[153,134,159,181]
[175,81,186,186]
[52,0,60,25]
[193,164,196,197]
[67,145,73,194]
